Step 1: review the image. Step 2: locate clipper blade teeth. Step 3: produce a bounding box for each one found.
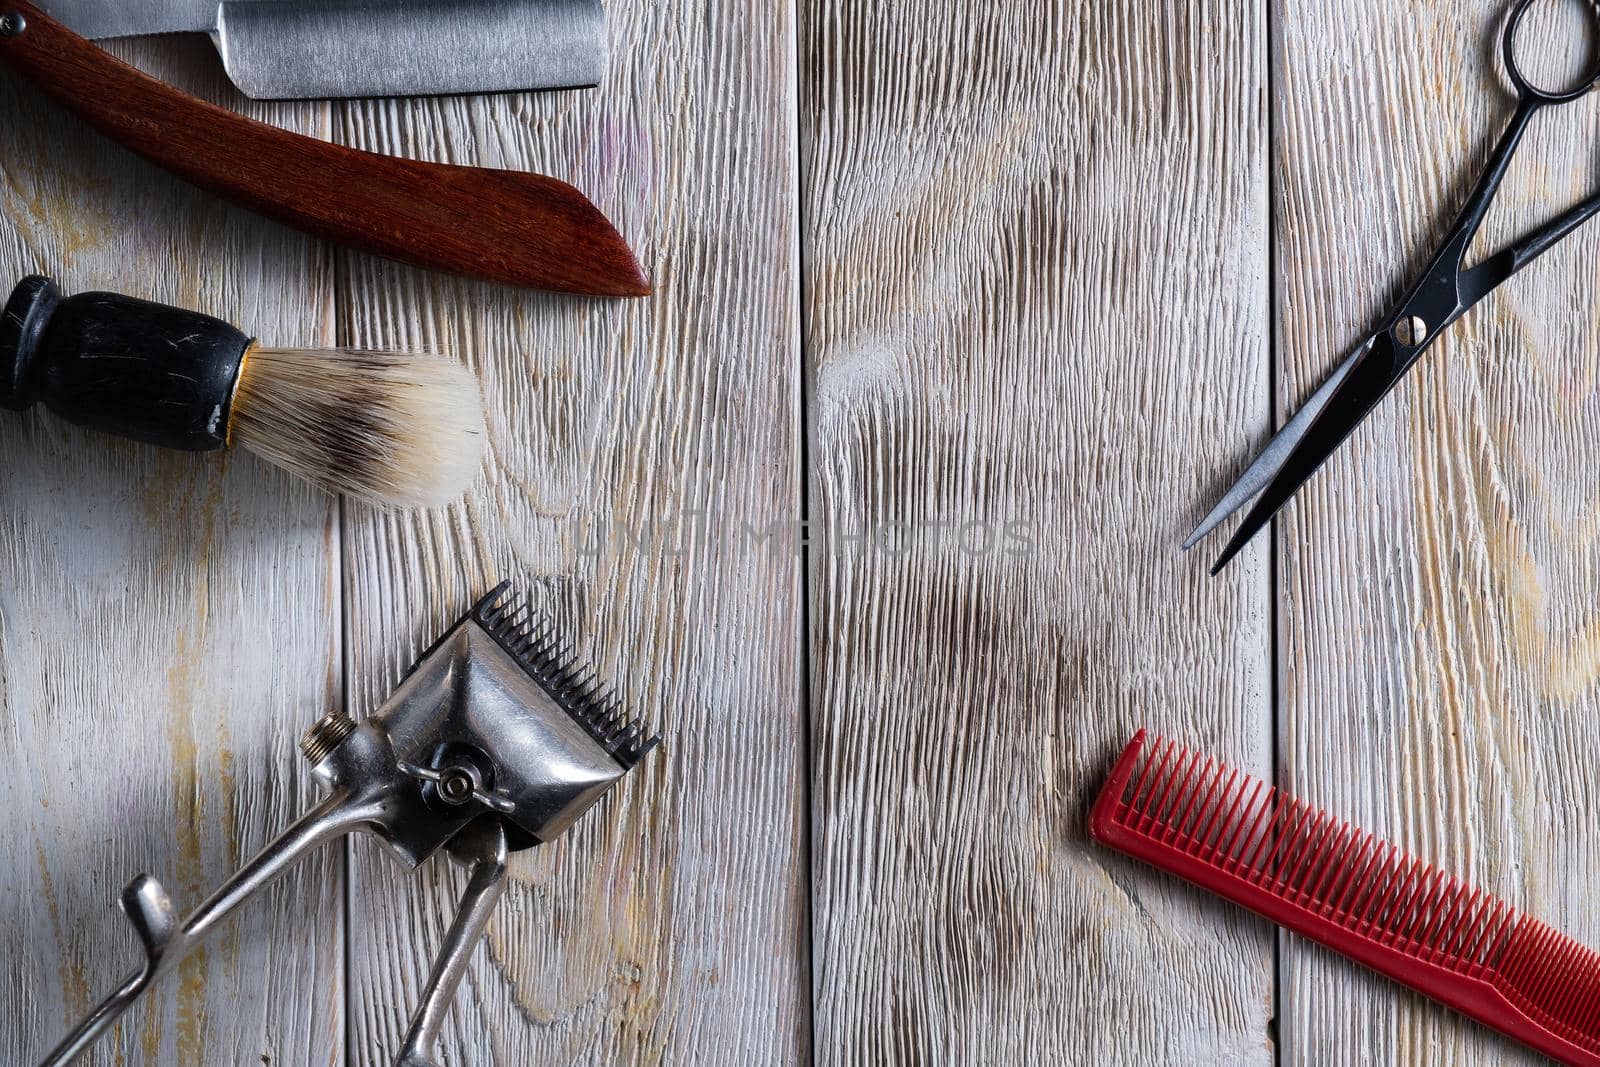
[472,582,661,769]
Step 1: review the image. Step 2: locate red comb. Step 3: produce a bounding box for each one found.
[1090,730,1600,1066]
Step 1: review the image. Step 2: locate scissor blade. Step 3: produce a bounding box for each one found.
[1183,338,1371,550]
[1209,331,1409,574]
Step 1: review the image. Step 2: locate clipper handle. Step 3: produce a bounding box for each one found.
[396,821,511,1067]
[37,794,373,1067]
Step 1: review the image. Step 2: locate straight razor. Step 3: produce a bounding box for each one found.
[0,0,649,296]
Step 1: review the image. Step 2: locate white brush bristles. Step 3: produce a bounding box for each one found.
[229,347,486,508]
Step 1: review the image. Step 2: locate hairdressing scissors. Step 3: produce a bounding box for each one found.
[1187,0,1600,573]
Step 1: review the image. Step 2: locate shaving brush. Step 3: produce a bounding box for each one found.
[0,276,485,507]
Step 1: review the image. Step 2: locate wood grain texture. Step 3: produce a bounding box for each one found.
[332,0,807,1062]
[9,2,1600,1063]
[801,1,1275,1062]
[1273,1,1600,1063]
[0,0,648,297]
[0,37,342,1067]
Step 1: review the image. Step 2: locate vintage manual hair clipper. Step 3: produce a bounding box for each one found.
[38,582,660,1067]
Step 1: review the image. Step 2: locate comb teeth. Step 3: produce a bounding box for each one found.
[471,582,661,769]
[1091,731,1600,1066]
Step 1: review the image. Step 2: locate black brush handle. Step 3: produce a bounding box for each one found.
[0,276,251,451]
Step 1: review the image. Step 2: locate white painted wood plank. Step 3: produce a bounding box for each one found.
[331,1,807,1062]
[1273,2,1600,1062]
[802,2,1274,1062]
[0,38,343,1067]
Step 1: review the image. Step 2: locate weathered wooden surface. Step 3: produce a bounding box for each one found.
[332,0,808,1060]
[0,38,342,1067]
[800,1,1275,1062]
[6,1,1600,1064]
[1274,1,1600,1063]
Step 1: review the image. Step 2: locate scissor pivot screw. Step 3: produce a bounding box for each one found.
[1394,316,1429,347]
[0,12,26,36]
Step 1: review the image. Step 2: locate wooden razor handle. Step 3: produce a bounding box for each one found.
[0,1,650,297]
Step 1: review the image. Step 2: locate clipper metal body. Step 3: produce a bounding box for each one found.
[38,582,659,1067]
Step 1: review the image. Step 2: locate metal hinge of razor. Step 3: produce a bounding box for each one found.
[37,582,660,1067]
